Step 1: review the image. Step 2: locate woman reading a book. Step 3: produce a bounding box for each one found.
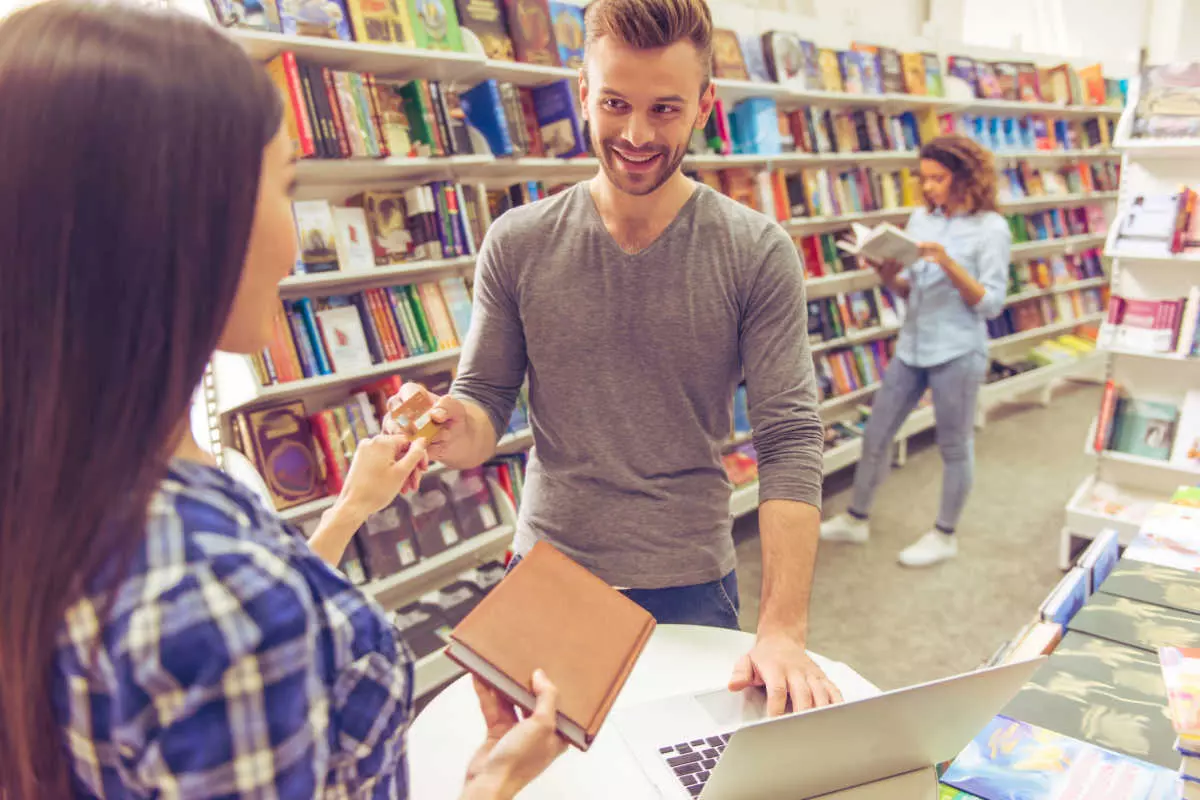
[0,4,564,797]
[820,134,1011,567]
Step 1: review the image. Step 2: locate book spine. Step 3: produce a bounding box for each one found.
[362,73,391,158]
[280,52,316,158]
[1095,380,1118,452]
[322,68,352,158]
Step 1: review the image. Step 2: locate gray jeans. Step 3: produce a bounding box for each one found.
[849,351,988,532]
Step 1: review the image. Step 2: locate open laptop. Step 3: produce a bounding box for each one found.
[613,656,1045,799]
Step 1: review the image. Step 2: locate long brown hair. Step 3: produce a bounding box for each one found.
[920,134,999,214]
[0,3,281,796]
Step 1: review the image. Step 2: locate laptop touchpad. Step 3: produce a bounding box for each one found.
[692,686,773,729]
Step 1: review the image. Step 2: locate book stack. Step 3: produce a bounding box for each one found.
[1132,64,1200,141]
[986,330,1099,381]
[793,232,864,280]
[1100,289,1200,357]
[1161,647,1200,799]
[1093,384,1200,470]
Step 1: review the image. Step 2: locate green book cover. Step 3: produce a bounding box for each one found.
[1111,399,1178,460]
[408,0,464,50]
[999,630,1179,769]
[1100,558,1200,616]
[938,785,982,800]
[398,80,439,154]
[1068,590,1200,653]
[820,233,844,274]
[404,284,439,351]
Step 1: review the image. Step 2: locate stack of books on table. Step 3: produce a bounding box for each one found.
[1161,646,1200,799]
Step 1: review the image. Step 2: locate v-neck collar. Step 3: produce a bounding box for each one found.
[581,180,704,259]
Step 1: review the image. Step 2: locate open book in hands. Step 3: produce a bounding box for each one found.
[835,222,921,268]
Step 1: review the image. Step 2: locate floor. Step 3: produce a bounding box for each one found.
[732,380,1102,691]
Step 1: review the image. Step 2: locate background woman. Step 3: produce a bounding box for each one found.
[0,3,563,796]
[819,135,1012,568]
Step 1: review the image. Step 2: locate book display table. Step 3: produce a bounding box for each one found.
[408,624,880,799]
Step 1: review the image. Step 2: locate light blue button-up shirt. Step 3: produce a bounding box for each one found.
[895,207,1012,368]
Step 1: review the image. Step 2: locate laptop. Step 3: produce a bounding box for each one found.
[613,656,1045,799]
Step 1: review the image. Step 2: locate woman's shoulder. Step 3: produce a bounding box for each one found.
[974,209,1011,233]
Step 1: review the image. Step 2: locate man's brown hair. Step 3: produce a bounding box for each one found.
[584,0,714,87]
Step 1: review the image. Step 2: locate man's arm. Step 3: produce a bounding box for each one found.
[727,227,840,714]
[396,220,528,470]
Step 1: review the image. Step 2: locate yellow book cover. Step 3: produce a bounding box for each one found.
[817,49,843,92]
[346,0,415,44]
[900,52,926,95]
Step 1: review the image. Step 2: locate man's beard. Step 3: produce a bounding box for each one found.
[591,129,689,197]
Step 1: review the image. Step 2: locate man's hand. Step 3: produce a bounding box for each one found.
[728,632,844,717]
[383,382,474,466]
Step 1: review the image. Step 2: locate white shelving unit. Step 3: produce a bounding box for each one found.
[205,28,1125,698]
[1061,91,1200,569]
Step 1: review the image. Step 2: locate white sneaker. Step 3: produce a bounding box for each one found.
[819,513,870,544]
[898,530,958,567]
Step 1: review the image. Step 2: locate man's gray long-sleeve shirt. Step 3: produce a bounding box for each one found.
[451,181,823,589]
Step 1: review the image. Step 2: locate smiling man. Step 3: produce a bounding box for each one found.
[386,0,838,714]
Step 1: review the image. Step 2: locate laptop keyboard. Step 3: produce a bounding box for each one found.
[658,733,731,797]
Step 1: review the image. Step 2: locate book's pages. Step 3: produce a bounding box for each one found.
[444,541,656,751]
[835,222,921,267]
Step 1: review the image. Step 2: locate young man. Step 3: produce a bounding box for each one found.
[387,0,839,714]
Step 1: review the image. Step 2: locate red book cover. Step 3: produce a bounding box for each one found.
[280,52,316,158]
[1094,380,1119,452]
[310,410,348,494]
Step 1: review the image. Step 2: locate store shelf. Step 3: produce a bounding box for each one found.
[1104,249,1200,266]
[988,312,1106,350]
[1101,347,1198,362]
[1091,448,1200,481]
[230,30,483,81]
[1011,234,1107,260]
[228,349,461,413]
[822,437,865,475]
[820,383,881,412]
[279,256,476,297]
[729,482,760,519]
[812,324,902,354]
[496,428,533,455]
[368,524,514,611]
[1063,473,1155,548]
[1003,277,1108,306]
[295,155,490,184]
[999,191,1118,212]
[1113,137,1200,160]
[980,351,1103,408]
[786,208,915,236]
[415,647,463,698]
[805,268,880,298]
[482,59,576,87]
[991,148,1119,162]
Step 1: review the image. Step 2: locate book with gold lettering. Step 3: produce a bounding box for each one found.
[501,0,560,66]
[454,0,514,60]
[445,541,656,751]
[242,401,325,510]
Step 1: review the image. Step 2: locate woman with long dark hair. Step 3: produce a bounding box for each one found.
[0,3,563,796]
[820,135,1012,568]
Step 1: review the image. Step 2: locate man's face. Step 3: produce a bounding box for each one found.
[580,36,715,197]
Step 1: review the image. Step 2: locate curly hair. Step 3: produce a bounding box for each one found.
[919,134,998,214]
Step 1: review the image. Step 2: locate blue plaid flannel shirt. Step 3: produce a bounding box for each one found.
[51,459,414,797]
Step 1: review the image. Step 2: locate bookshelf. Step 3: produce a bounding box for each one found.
[1062,84,1200,569]
[205,23,1126,699]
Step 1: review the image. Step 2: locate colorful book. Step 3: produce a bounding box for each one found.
[941,715,1180,800]
[547,1,583,69]
[408,0,464,51]
[502,0,560,66]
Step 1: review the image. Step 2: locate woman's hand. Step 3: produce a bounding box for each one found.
[917,241,950,268]
[336,435,428,520]
[461,670,568,800]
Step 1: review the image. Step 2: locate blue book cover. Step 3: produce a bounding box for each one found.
[733,386,751,435]
[296,297,335,374]
[731,98,782,156]
[531,79,586,158]
[276,0,353,40]
[1041,566,1088,625]
[548,2,584,69]
[460,79,514,157]
[942,716,1179,800]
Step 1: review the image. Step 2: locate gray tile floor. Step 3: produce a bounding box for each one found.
[732,381,1102,690]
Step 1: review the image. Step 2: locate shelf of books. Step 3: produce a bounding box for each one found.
[1062,65,1200,569]
[203,6,1130,697]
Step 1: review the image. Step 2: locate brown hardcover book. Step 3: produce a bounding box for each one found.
[244,401,325,510]
[501,0,560,66]
[454,0,515,60]
[711,28,748,80]
[445,541,656,751]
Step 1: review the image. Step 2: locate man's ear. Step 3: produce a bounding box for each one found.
[578,69,589,121]
[695,80,716,129]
